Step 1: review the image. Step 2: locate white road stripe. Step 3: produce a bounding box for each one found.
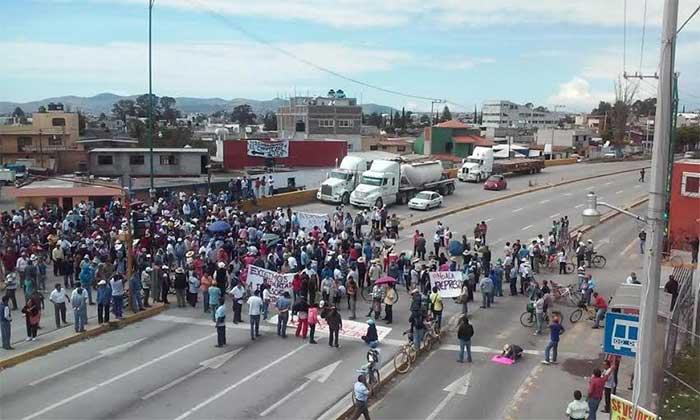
[604,182,613,186]
[574,204,584,209]
[521,225,533,231]
[634,185,642,188]
[550,213,561,219]
[620,238,638,256]
[539,199,550,204]
[22,333,215,420]
[563,193,573,197]
[512,208,524,213]
[438,344,579,358]
[485,218,494,222]
[174,344,309,420]
[616,190,624,194]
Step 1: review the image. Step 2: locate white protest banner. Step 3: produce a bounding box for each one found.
[267,316,391,341]
[297,211,329,231]
[429,271,463,298]
[246,265,294,302]
[247,139,289,158]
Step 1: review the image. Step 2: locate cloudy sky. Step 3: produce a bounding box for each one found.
[2,0,699,112]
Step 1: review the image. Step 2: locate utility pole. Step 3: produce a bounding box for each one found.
[633,0,677,411]
[147,0,155,200]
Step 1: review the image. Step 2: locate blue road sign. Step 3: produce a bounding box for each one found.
[603,312,639,358]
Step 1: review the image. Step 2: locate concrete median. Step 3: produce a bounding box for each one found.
[0,303,166,370]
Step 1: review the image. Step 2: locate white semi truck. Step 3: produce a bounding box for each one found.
[349,159,455,208]
[316,156,371,204]
[458,146,544,181]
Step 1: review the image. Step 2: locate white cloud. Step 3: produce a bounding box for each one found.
[0,40,412,98]
[97,0,700,29]
[442,57,495,70]
[548,77,614,111]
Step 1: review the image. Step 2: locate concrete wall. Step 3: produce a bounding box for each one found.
[223,140,347,170]
[89,152,207,177]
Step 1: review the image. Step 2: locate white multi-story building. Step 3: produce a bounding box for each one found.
[482,100,563,129]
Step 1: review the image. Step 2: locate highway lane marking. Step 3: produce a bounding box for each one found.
[438,344,579,359]
[22,333,215,420]
[29,338,145,386]
[521,225,533,231]
[563,193,573,196]
[604,181,613,186]
[620,238,638,256]
[616,190,624,194]
[512,208,524,213]
[425,373,472,420]
[539,199,550,204]
[485,218,494,222]
[174,344,309,420]
[550,213,561,219]
[574,204,584,209]
[634,184,642,188]
[501,363,544,420]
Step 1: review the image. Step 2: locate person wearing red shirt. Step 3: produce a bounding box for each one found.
[592,292,608,329]
[587,368,609,420]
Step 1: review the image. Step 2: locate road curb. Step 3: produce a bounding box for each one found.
[402,165,650,228]
[0,303,166,370]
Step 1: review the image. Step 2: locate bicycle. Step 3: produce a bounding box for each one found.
[393,332,418,374]
[422,319,441,352]
[588,252,607,269]
[569,302,597,323]
[550,282,582,307]
[352,349,381,406]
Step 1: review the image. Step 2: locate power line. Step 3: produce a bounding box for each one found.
[639,0,648,73]
[677,3,700,35]
[191,0,471,109]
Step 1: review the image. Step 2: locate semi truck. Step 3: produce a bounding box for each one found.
[458,147,544,181]
[349,159,455,208]
[316,155,371,204]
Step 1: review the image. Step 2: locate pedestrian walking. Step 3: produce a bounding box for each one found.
[307,302,318,344]
[565,390,589,420]
[1,295,13,349]
[352,375,371,420]
[638,230,647,255]
[96,280,111,324]
[639,168,645,182]
[542,315,565,364]
[276,291,291,338]
[247,290,263,340]
[70,282,88,332]
[456,315,473,363]
[48,283,68,328]
[214,298,226,347]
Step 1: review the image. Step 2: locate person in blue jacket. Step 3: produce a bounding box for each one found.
[78,260,95,305]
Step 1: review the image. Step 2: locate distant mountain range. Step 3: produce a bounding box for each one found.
[0,93,396,117]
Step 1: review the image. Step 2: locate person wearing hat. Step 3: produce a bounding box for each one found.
[70,282,89,332]
[78,259,96,306]
[96,280,112,324]
[141,267,152,308]
[172,267,187,308]
[361,318,379,348]
[322,304,342,348]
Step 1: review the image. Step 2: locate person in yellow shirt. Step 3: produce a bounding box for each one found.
[430,286,443,331]
[383,284,397,324]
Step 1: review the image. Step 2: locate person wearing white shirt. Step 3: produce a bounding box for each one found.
[565,390,589,420]
[247,291,263,340]
[49,283,68,328]
[625,272,640,285]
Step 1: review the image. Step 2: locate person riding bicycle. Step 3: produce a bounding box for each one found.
[592,292,608,329]
[362,318,379,348]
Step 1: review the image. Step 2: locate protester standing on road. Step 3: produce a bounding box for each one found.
[638,230,647,255]
[70,282,88,332]
[228,282,244,323]
[214,298,226,347]
[173,267,187,308]
[21,293,40,341]
[110,274,125,320]
[323,304,342,348]
[276,291,291,338]
[586,368,608,420]
[601,360,617,413]
[456,315,474,363]
[429,286,443,331]
[565,390,589,420]
[307,302,318,344]
[383,284,397,324]
[591,292,607,329]
[96,280,111,324]
[639,168,645,182]
[48,283,68,329]
[664,274,679,311]
[4,272,19,310]
[478,274,493,308]
[543,315,565,364]
[352,375,371,420]
[247,290,263,340]
[0,295,13,350]
[141,267,152,308]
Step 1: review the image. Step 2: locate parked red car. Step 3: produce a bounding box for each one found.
[484,174,507,191]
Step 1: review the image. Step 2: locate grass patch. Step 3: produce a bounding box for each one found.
[659,344,700,420]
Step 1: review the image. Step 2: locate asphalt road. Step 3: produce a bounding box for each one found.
[0,161,652,420]
[368,210,650,420]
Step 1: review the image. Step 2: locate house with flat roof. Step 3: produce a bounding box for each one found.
[88,148,209,177]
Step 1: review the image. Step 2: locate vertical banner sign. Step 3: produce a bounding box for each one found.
[247,139,289,158]
[610,394,657,420]
[297,211,330,231]
[429,272,463,298]
[246,265,293,303]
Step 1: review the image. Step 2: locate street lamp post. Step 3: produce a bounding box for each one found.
[147,0,155,200]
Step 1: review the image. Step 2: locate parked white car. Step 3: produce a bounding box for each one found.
[408,191,443,210]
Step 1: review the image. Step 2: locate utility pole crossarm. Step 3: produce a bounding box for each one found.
[598,201,648,224]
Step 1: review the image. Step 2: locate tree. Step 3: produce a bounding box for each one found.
[366,112,382,128]
[231,104,256,126]
[12,107,24,118]
[440,106,452,122]
[210,110,225,120]
[631,98,656,116]
[534,106,549,112]
[127,118,146,140]
[112,99,136,123]
[136,94,161,119]
[262,112,277,131]
[98,112,107,121]
[610,78,637,147]
[392,111,401,128]
[676,126,700,151]
[160,96,180,124]
[419,114,430,126]
[37,106,47,113]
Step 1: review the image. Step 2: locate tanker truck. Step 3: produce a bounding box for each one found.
[317,155,371,204]
[349,159,455,208]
